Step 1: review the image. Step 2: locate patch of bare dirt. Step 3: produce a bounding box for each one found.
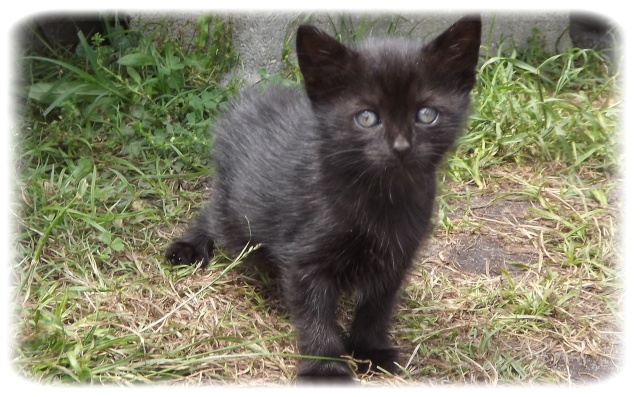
[423,192,541,276]
[412,173,622,383]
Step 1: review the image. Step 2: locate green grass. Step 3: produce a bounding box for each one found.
[12,14,621,385]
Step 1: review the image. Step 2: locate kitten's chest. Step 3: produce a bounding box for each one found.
[323,225,416,291]
[328,174,434,235]
[318,177,435,283]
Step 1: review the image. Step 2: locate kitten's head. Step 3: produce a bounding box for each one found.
[296,16,481,175]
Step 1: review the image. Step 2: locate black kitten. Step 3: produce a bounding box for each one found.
[166,16,481,382]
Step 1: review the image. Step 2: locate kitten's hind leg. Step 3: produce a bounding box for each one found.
[165,213,215,266]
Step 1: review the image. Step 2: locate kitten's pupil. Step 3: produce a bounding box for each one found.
[355,110,379,128]
[416,107,438,125]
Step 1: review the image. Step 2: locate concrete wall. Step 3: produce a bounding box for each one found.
[230,12,574,84]
[132,11,581,84]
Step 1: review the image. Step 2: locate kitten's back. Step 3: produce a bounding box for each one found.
[208,85,317,254]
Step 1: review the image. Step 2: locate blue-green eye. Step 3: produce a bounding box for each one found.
[355,110,379,128]
[416,107,438,124]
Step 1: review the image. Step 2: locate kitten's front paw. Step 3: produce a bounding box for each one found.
[296,359,354,384]
[351,347,400,374]
[165,241,208,266]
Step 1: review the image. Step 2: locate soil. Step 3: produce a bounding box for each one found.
[422,192,540,276]
[414,185,622,383]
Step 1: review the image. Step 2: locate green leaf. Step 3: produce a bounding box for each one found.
[25,56,98,83]
[166,54,184,70]
[28,82,109,116]
[28,81,106,102]
[126,66,142,85]
[111,238,125,252]
[506,58,540,75]
[77,31,104,83]
[100,230,112,245]
[70,158,94,181]
[117,53,155,67]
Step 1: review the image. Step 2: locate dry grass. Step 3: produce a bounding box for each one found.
[11,14,622,387]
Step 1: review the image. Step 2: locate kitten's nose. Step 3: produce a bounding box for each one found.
[393,137,412,158]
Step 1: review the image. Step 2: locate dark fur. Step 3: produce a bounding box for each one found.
[166,16,481,382]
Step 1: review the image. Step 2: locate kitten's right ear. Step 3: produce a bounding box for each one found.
[296,25,356,103]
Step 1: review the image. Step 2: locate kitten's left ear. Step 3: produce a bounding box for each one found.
[296,25,357,103]
[423,15,482,93]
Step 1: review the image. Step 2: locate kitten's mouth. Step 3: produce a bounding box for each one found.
[379,154,412,171]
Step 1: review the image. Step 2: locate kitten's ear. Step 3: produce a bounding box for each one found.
[296,25,357,103]
[423,15,482,93]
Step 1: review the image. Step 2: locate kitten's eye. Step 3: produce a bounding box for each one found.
[354,110,380,128]
[416,107,439,125]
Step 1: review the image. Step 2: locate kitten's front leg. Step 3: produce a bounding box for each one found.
[346,281,403,374]
[284,268,354,382]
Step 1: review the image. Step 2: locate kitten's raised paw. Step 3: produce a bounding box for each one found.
[296,359,354,385]
[165,241,208,266]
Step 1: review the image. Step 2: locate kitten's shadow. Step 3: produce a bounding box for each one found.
[226,248,288,316]
[214,247,355,333]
